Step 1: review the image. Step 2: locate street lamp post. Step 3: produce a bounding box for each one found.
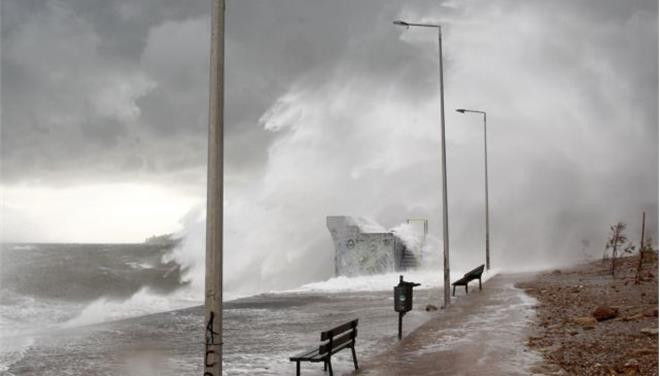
[394,20,451,309]
[456,109,490,270]
[205,1,225,375]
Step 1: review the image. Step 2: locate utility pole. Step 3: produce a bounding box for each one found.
[393,20,451,309]
[482,113,490,270]
[455,108,490,270]
[204,0,224,375]
[436,25,450,310]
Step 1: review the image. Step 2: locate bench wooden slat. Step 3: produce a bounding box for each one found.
[309,341,353,362]
[310,350,328,362]
[465,265,484,278]
[290,348,320,361]
[328,341,353,356]
[452,277,468,286]
[319,329,357,354]
[321,319,358,340]
[452,264,485,285]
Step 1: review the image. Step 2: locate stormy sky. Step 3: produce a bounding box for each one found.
[1,0,658,289]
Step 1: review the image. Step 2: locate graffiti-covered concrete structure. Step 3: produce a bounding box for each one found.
[326,216,419,276]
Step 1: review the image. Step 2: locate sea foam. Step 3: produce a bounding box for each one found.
[280,268,499,294]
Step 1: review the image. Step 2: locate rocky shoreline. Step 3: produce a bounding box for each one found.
[518,254,658,375]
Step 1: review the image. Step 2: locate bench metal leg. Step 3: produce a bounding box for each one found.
[479,278,482,291]
[465,284,468,294]
[327,359,333,376]
[296,361,300,376]
[351,345,359,370]
[452,285,456,296]
[324,361,327,371]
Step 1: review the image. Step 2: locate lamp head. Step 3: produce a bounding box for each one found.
[393,20,410,29]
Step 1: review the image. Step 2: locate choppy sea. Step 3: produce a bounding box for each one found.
[0,243,473,375]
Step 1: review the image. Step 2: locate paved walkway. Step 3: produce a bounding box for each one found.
[354,274,546,376]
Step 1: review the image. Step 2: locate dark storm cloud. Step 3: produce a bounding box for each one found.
[1,0,209,184]
[0,0,430,184]
[1,0,657,192]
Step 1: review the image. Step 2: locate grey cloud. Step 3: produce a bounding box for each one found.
[1,0,657,285]
[3,0,428,184]
[1,0,657,226]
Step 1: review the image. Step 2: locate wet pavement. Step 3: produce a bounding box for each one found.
[356,274,545,376]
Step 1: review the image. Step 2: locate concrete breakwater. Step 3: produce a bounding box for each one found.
[327,216,419,276]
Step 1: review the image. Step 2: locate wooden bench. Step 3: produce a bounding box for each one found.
[452,264,485,296]
[289,319,358,376]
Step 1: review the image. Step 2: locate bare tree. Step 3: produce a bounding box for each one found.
[635,212,646,285]
[605,222,634,277]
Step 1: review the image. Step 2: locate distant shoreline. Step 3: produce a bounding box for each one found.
[1,241,144,245]
[1,236,180,247]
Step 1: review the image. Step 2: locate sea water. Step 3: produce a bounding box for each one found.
[0,243,489,375]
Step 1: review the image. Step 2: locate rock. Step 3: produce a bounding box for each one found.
[529,364,566,375]
[551,269,562,275]
[425,304,438,312]
[622,313,645,321]
[574,316,597,329]
[529,364,565,375]
[539,344,561,353]
[639,273,655,282]
[592,306,619,321]
[640,327,658,336]
[624,359,640,368]
[643,308,658,317]
[631,348,656,356]
[623,359,640,375]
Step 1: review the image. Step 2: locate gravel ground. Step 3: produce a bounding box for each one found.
[517,254,658,375]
